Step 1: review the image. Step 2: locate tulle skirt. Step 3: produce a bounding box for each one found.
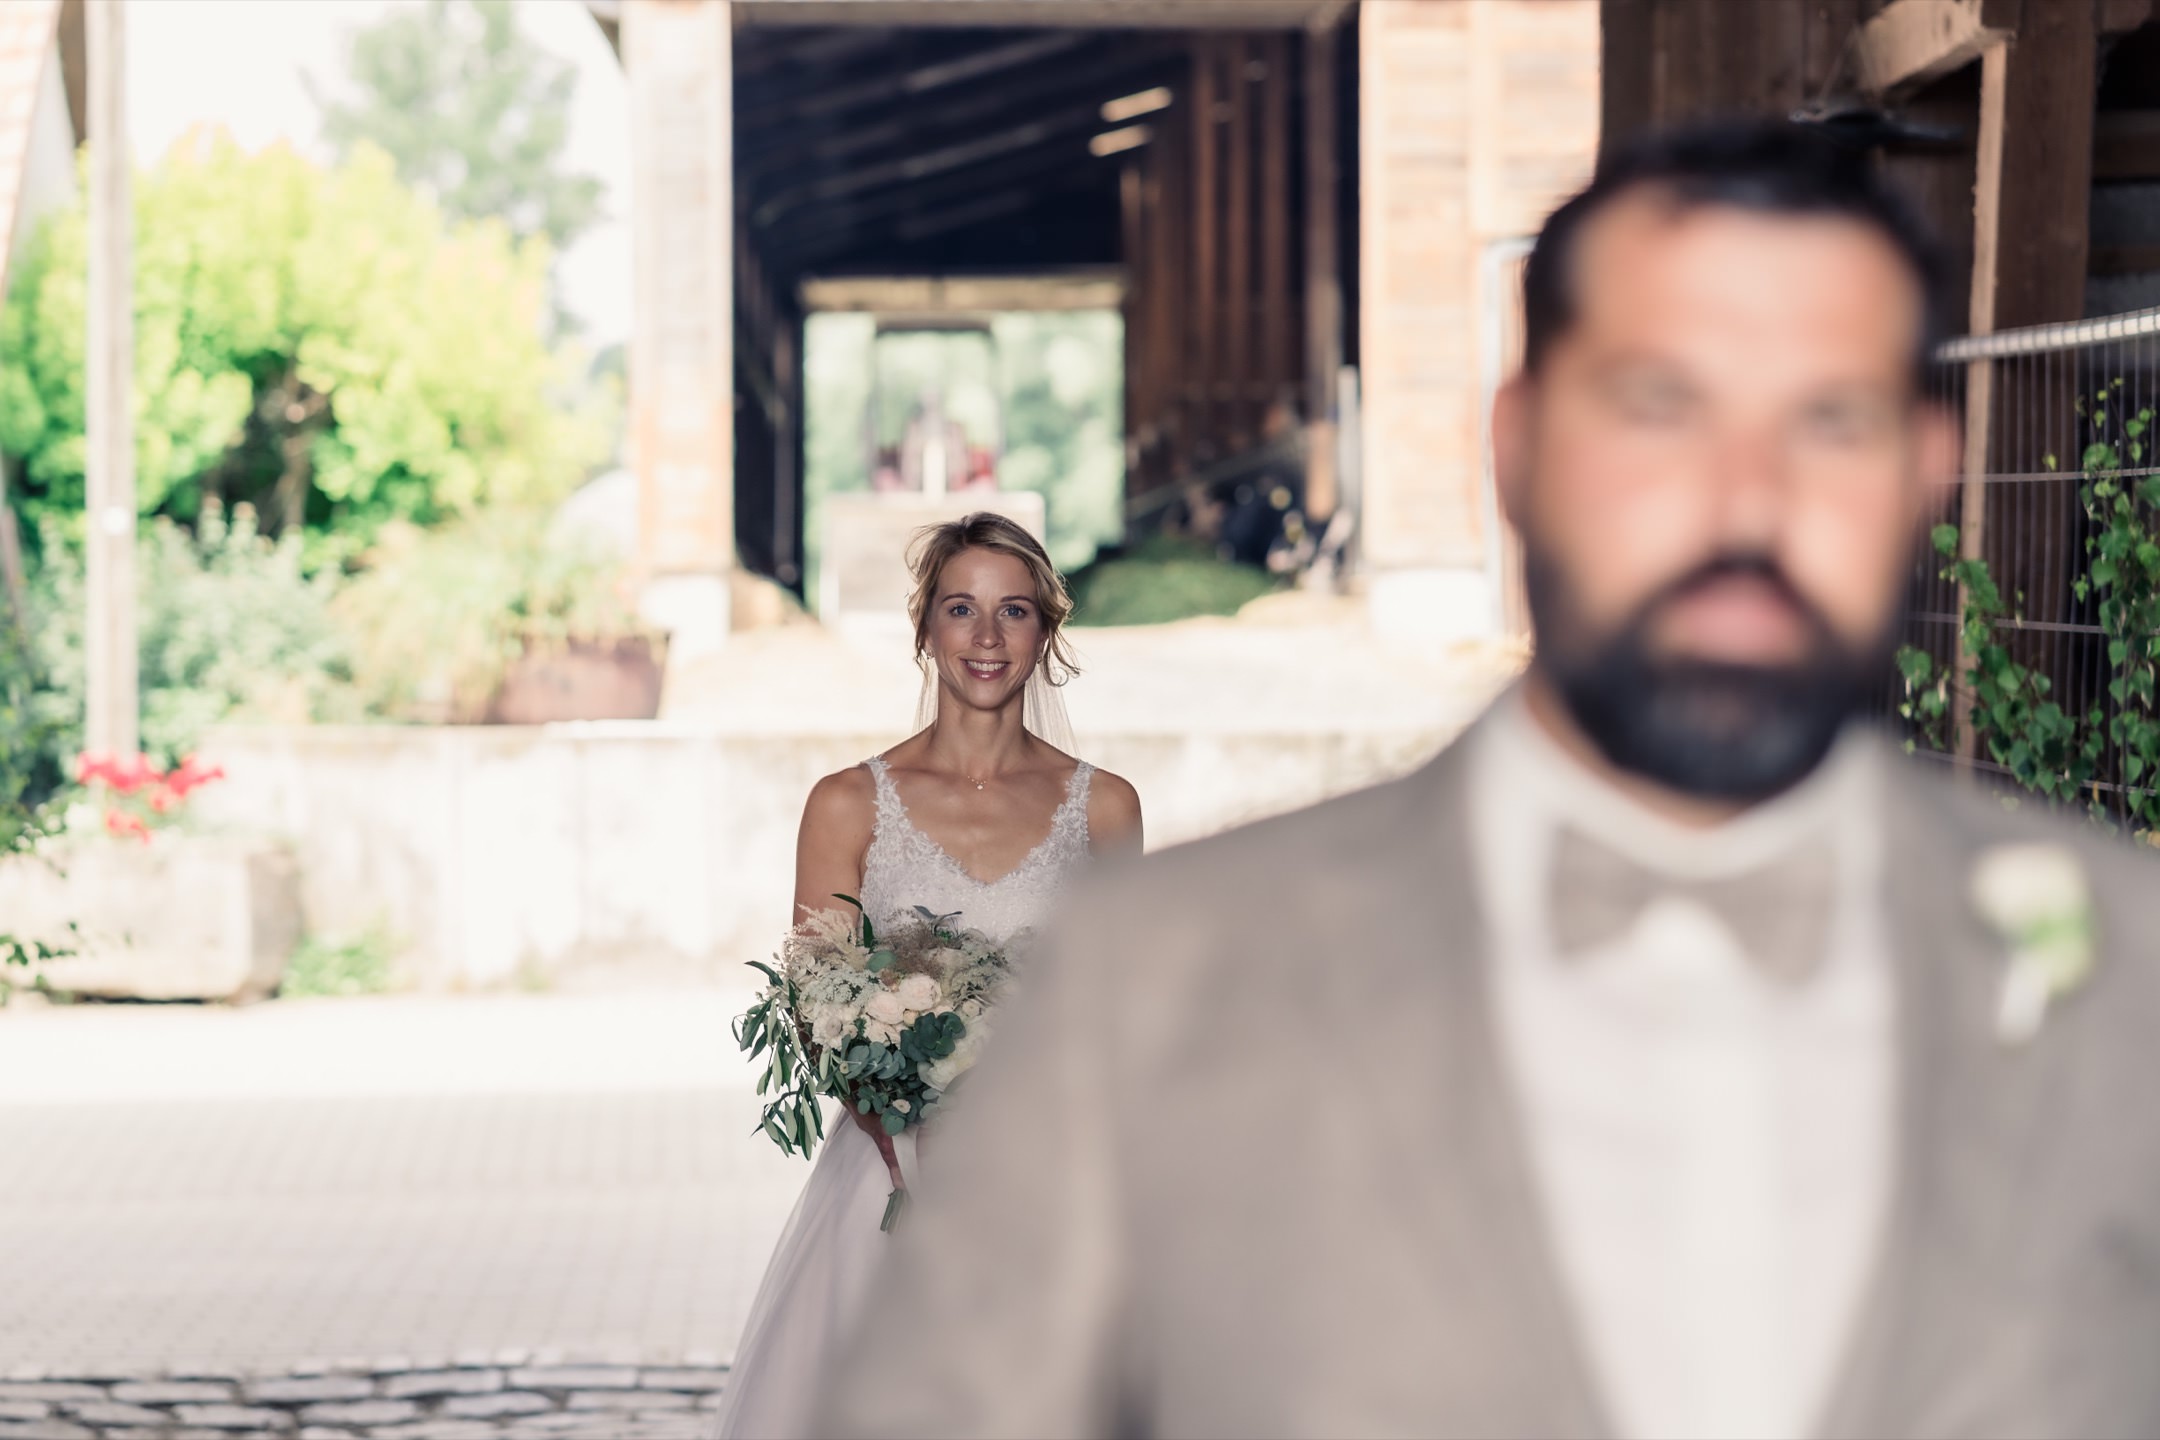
[709,1114,918,1439]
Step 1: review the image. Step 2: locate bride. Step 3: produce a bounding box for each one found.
[711,512,1143,1438]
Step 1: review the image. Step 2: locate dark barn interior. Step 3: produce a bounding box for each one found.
[717,5,1361,594]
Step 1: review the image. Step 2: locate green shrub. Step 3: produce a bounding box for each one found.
[1066,535,1278,628]
[0,607,73,977]
[331,507,651,721]
[281,927,398,999]
[27,502,358,767]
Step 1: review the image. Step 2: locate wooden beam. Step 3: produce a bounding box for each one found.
[1191,37,1221,459]
[1303,20,1340,517]
[751,94,1116,228]
[732,25,899,82]
[1991,0,2094,330]
[1131,156,1149,496]
[734,0,1349,28]
[1950,39,2008,772]
[1951,7,2096,764]
[1260,31,1292,409]
[800,273,1124,314]
[56,0,83,144]
[738,31,1085,128]
[2092,244,2160,275]
[1599,0,1656,151]
[1225,35,1253,445]
[737,44,1180,186]
[1152,107,1187,485]
[2099,0,2158,35]
[2095,109,2160,181]
[762,134,1107,250]
[1852,0,2020,99]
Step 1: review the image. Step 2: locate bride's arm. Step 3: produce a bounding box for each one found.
[1087,769,1145,858]
[792,767,877,930]
[793,768,891,1145]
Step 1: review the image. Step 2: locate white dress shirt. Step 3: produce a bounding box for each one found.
[1468,692,1895,1440]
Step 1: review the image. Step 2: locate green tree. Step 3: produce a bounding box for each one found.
[0,132,613,551]
[311,0,603,257]
[993,311,1124,572]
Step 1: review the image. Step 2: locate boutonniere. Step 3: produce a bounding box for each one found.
[1970,843,2097,1046]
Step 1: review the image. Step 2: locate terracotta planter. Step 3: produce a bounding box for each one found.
[0,836,302,1002]
[486,636,665,725]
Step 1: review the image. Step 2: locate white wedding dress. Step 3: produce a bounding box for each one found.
[710,755,1097,1439]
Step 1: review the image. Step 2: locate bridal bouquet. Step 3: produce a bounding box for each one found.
[735,895,1017,1230]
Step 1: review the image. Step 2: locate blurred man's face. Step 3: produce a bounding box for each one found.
[1495,191,1958,801]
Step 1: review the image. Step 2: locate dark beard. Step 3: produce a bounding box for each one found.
[1526,550,1892,802]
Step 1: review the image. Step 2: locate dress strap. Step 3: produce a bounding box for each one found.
[862,756,908,837]
[1060,762,1095,847]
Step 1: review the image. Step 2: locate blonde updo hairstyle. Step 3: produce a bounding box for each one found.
[905,513,1081,745]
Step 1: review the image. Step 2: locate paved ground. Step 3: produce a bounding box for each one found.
[0,991,802,1377]
[0,599,1530,1393]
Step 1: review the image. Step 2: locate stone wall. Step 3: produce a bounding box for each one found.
[192,719,1463,991]
[0,1358,725,1440]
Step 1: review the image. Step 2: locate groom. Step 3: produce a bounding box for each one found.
[821,121,2160,1440]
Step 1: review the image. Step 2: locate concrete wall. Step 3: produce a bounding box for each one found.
[195,720,1461,990]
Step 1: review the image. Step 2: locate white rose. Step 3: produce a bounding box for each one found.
[1971,843,2089,938]
[865,1018,901,1047]
[812,1012,850,1049]
[865,989,907,1027]
[895,973,942,1013]
[922,1025,988,1092]
[892,1098,911,1114]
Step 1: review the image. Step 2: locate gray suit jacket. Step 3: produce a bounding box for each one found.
[821,725,2160,1440]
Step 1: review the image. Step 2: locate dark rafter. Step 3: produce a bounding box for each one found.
[733,25,905,82]
[757,110,1137,243]
[736,40,1182,188]
[738,31,1088,129]
[751,90,1144,228]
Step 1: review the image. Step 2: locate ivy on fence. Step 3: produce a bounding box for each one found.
[1898,378,2160,839]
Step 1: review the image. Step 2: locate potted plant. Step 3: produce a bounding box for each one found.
[336,509,665,724]
[0,751,303,1003]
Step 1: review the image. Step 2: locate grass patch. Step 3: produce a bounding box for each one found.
[281,928,398,999]
[1067,536,1278,628]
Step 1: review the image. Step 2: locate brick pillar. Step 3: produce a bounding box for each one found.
[1357,0,1596,642]
[625,0,734,658]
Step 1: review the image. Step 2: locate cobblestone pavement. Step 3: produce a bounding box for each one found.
[0,991,802,1393]
[0,1362,730,1439]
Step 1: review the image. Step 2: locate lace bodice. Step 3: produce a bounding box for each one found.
[858,756,1094,944]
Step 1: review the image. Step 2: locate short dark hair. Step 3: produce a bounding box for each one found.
[1521,119,1950,384]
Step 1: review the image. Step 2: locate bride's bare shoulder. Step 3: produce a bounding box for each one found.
[1083,765,1143,854]
[799,763,880,843]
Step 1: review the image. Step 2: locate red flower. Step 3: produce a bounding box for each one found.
[163,754,226,800]
[108,753,156,795]
[104,809,150,843]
